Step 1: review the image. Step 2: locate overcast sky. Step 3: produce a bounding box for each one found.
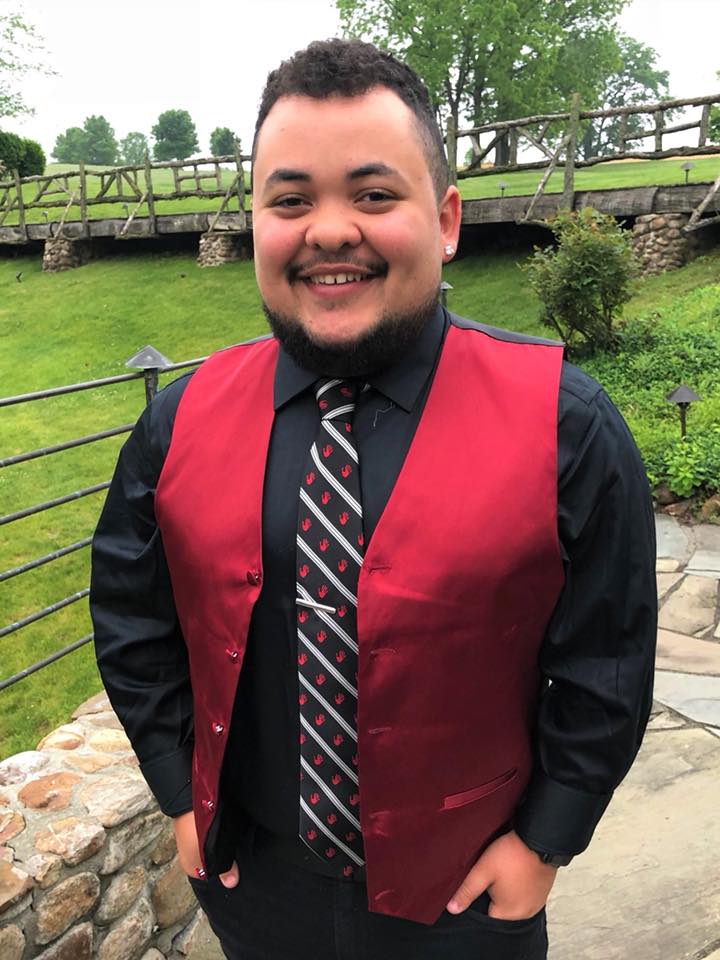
[4,0,719,158]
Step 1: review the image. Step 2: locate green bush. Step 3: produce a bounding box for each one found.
[522,207,638,354]
[582,296,720,499]
[0,130,26,174]
[18,138,45,176]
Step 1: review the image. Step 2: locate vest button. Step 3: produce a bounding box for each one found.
[225,648,239,662]
[212,722,225,736]
[202,798,215,812]
[246,570,262,585]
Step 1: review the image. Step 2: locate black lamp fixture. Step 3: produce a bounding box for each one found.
[665,384,700,437]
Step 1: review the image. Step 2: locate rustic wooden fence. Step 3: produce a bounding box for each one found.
[447,92,720,230]
[0,147,250,241]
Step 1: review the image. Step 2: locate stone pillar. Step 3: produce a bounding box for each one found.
[196,232,248,268]
[42,238,92,273]
[0,691,223,959]
[631,213,691,276]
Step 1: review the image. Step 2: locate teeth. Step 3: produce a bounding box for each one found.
[309,273,367,285]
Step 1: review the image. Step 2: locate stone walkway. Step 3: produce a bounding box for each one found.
[548,514,720,960]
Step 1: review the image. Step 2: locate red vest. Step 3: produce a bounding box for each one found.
[155,323,564,924]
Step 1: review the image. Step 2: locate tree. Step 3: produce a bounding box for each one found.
[52,126,87,163]
[522,208,637,354]
[19,137,44,175]
[337,0,629,163]
[152,109,199,161]
[119,131,149,165]
[210,126,237,156]
[0,10,52,120]
[579,35,670,159]
[0,130,24,172]
[83,115,118,165]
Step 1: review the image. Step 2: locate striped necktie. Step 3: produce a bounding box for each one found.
[296,378,365,877]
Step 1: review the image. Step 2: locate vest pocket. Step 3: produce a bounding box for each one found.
[441,768,517,810]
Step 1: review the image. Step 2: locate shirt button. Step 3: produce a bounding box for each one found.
[212,722,225,736]
[246,569,262,585]
[225,648,239,662]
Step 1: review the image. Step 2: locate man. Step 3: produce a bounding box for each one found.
[91,39,657,960]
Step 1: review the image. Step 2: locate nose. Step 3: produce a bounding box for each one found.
[303,201,362,252]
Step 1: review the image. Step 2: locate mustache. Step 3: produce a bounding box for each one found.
[286,256,388,283]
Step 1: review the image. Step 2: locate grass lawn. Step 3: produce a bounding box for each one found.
[2,245,720,757]
[0,155,718,227]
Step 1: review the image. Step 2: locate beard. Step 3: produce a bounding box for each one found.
[263,293,439,378]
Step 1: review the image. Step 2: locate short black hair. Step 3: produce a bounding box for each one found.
[252,38,449,201]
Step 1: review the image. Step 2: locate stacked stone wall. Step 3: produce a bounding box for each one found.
[42,239,93,273]
[196,233,249,268]
[631,213,695,275]
[0,693,222,960]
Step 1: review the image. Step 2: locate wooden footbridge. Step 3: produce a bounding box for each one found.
[0,92,719,249]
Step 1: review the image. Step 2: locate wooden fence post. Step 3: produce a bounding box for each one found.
[446,115,457,186]
[699,104,711,147]
[235,141,247,231]
[144,154,157,235]
[13,170,26,241]
[79,162,89,238]
[563,92,581,210]
[654,109,664,153]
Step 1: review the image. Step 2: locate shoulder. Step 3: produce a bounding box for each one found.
[447,312,562,348]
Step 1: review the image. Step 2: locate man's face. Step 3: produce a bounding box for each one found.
[252,87,461,369]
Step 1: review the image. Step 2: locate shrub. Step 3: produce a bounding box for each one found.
[522,207,638,355]
[19,138,45,176]
[0,130,26,174]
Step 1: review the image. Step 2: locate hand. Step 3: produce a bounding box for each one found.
[446,830,557,920]
[173,810,240,888]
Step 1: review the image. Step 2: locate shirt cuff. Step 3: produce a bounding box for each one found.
[514,769,613,856]
[138,742,194,817]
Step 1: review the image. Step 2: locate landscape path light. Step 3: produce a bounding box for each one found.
[498,179,508,199]
[681,161,695,185]
[665,384,700,438]
[440,280,453,309]
[126,344,173,405]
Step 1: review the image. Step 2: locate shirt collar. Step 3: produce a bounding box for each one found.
[273,304,447,413]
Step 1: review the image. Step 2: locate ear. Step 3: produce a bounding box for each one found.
[438,185,462,261]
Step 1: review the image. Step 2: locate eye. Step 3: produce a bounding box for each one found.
[271,195,308,210]
[358,189,394,204]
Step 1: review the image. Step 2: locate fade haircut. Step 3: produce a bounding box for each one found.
[252,38,449,201]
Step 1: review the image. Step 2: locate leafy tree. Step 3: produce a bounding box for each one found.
[337,0,629,163]
[210,126,237,156]
[522,208,637,354]
[0,10,52,120]
[19,137,44,175]
[152,109,199,161]
[0,130,24,172]
[579,35,670,159]
[83,115,118,164]
[120,131,149,165]
[52,126,87,163]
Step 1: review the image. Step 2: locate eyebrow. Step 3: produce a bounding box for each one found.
[264,162,401,188]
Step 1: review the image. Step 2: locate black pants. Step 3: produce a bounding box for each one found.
[188,830,548,960]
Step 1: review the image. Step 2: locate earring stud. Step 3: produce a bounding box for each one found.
[444,244,455,256]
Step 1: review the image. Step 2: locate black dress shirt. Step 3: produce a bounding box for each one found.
[90,306,657,870]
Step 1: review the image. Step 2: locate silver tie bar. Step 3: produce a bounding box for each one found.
[296,597,336,614]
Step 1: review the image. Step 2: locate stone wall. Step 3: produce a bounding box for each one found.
[0,693,222,960]
[196,233,249,268]
[42,238,93,273]
[631,213,693,275]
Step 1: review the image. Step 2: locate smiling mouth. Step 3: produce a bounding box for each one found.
[305,272,375,286]
[289,261,388,287]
